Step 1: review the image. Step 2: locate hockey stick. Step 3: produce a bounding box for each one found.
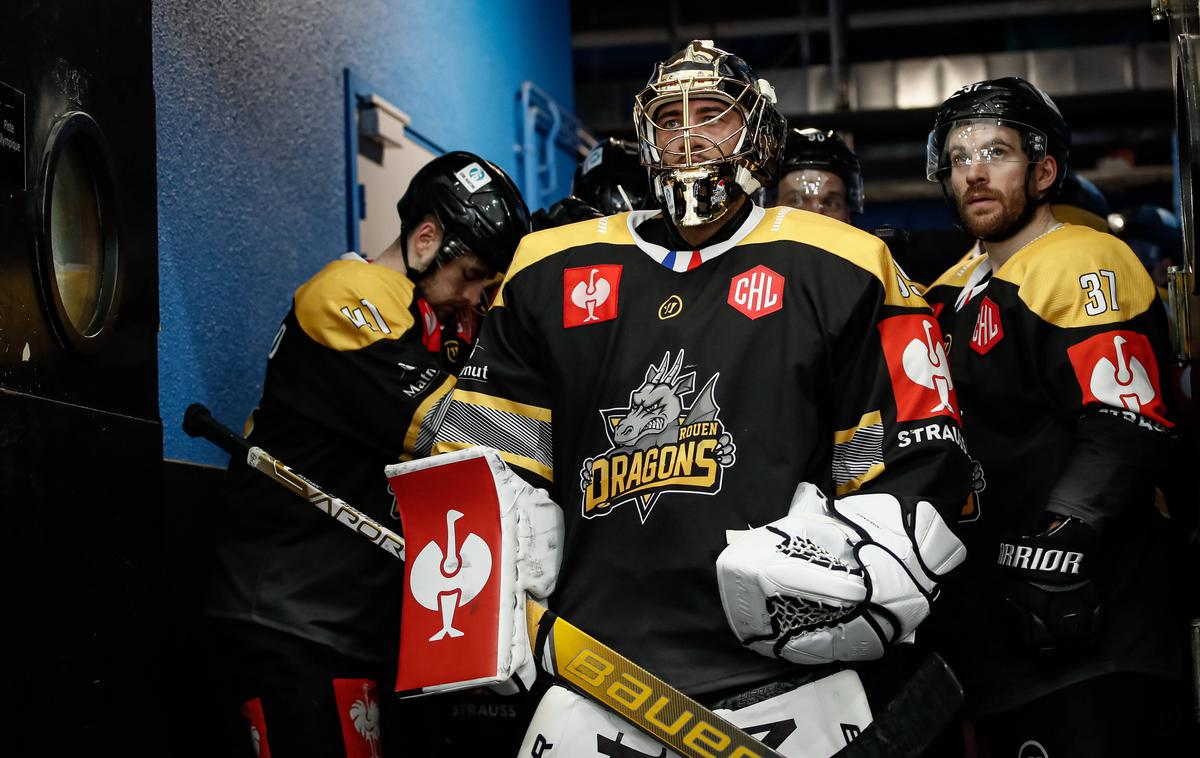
[183,404,781,758]
[183,403,961,757]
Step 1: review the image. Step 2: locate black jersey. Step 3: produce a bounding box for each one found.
[433,206,971,695]
[924,224,1185,713]
[206,254,454,661]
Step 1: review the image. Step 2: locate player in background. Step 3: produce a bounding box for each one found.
[531,137,650,230]
[922,77,1194,756]
[204,151,529,758]
[431,40,971,757]
[775,126,863,224]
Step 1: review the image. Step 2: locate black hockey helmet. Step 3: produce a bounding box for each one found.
[573,138,650,215]
[531,195,605,231]
[633,39,787,226]
[396,151,531,275]
[926,77,1070,201]
[779,127,864,213]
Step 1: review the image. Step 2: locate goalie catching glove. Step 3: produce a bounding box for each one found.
[717,483,966,665]
[385,447,563,696]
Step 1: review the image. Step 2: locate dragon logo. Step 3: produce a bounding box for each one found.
[580,350,736,522]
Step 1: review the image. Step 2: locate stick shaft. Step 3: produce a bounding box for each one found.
[184,403,779,758]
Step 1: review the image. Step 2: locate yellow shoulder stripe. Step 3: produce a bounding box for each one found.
[1052,204,1109,233]
[747,207,927,308]
[927,249,989,291]
[996,225,1158,328]
[495,214,633,308]
[294,260,417,351]
[435,439,554,483]
[451,389,553,422]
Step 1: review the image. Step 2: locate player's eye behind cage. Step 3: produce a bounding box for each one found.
[926,118,1049,180]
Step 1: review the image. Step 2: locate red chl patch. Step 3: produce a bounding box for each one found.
[333,679,383,758]
[970,297,1003,355]
[417,299,441,353]
[728,265,785,320]
[930,301,945,321]
[564,265,622,328]
[239,698,272,758]
[389,454,504,694]
[1067,330,1172,427]
[878,314,960,422]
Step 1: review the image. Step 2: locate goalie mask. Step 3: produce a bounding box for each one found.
[926,77,1070,226]
[634,39,787,227]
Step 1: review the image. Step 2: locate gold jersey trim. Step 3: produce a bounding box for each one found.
[1051,204,1109,233]
[995,224,1158,328]
[746,207,928,308]
[495,214,635,308]
[451,390,552,422]
[294,259,417,351]
[397,375,456,462]
[927,246,988,292]
[434,440,554,483]
[833,410,885,496]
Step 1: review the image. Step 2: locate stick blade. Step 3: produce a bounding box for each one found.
[833,653,963,758]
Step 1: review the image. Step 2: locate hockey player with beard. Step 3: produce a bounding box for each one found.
[922,78,1193,756]
[204,151,530,758]
[428,40,972,757]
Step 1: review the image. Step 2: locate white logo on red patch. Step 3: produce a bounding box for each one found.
[409,509,493,641]
[879,314,960,421]
[333,679,382,758]
[564,265,621,328]
[728,265,784,320]
[1067,330,1171,426]
[970,297,1003,354]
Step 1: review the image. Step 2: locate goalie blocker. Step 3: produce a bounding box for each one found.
[385,447,563,697]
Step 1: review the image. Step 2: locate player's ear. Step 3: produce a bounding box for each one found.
[1033,155,1058,196]
[408,216,443,272]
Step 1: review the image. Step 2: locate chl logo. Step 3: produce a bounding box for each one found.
[409,509,492,641]
[970,297,1003,354]
[728,265,784,320]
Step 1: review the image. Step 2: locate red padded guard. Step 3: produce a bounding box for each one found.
[389,453,505,695]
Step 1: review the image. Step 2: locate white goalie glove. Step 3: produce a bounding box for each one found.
[717,483,966,665]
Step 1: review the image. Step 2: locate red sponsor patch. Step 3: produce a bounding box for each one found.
[333,679,382,758]
[239,698,271,758]
[878,314,960,421]
[970,297,1003,355]
[564,265,621,328]
[417,299,441,353]
[1067,330,1172,426]
[728,265,785,320]
[390,454,504,693]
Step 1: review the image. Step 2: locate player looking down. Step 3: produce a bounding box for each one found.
[204,151,529,757]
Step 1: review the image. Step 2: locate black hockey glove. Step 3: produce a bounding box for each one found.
[997,516,1104,656]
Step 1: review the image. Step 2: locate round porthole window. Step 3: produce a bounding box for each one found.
[38,111,119,353]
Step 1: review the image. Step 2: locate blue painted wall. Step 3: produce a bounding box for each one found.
[154,0,575,464]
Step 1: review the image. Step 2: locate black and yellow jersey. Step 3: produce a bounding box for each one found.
[206,254,454,661]
[434,206,971,695]
[923,224,1183,712]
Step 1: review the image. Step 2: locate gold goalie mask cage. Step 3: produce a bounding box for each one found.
[634,40,787,227]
